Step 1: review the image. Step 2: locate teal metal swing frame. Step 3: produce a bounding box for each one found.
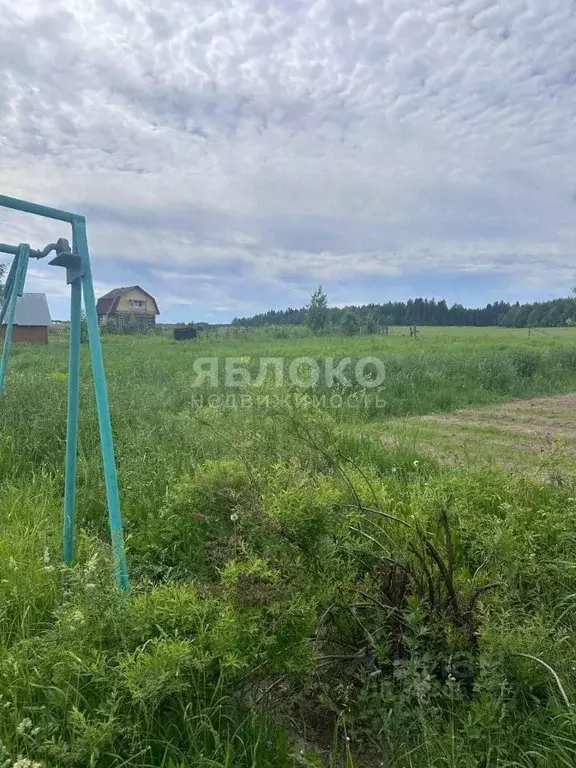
[0,195,129,590]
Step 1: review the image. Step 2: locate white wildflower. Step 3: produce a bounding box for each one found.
[84,553,99,577]
[66,610,85,631]
[16,719,32,735]
[230,513,239,522]
[11,757,42,768]
[413,460,419,467]
[43,550,55,573]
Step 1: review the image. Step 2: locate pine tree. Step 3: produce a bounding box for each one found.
[307,286,329,334]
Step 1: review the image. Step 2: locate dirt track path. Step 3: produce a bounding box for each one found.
[422,393,576,440]
[384,393,576,479]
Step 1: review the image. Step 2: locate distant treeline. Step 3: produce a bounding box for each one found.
[233,297,576,329]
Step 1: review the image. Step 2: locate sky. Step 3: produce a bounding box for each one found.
[1,0,576,323]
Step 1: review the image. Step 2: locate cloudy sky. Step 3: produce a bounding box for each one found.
[1,0,576,322]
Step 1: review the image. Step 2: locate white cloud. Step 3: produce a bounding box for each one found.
[1,0,575,319]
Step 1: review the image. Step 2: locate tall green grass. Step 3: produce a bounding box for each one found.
[0,329,576,765]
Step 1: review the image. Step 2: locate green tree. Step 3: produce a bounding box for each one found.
[364,313,378,334]
[306,286,329,334]
[341,310,360,336]
[527,308,541,327]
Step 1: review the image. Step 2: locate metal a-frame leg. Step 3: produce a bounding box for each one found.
[63,269,82,566]
[72,218,129,590]
[0,244,30,395]
[0,255,19,327]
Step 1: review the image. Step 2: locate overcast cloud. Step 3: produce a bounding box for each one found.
[1,0,575,321]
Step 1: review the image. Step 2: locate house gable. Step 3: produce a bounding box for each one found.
[115,287,158,316]
[96,286,160,317]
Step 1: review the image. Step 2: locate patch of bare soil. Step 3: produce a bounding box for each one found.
[382,394,576,479]
[420,393,576,444]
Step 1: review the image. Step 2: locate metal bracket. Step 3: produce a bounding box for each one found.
[48,238,85,285]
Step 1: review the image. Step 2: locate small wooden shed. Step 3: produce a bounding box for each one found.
[0,293,52,345]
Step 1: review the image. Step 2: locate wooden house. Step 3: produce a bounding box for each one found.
[96,286,160,331]
[0,292,52,345]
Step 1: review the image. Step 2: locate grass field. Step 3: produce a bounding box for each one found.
[1,326,576,767]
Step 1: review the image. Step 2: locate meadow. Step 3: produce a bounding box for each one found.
[1,326,576,766]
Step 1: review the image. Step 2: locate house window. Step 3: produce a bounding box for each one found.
[130,299,145,308]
